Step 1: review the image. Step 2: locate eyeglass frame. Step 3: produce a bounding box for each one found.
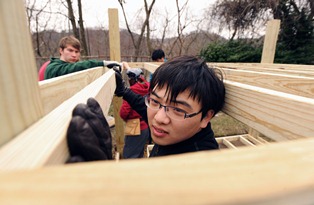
[144,95,202,120]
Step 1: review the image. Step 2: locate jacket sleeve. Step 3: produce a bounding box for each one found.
[122,89,148,123]
[45,60,104,79]
[119,100,132,121]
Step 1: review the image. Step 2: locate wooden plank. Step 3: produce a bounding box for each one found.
[209,63,314,77]
[239,136,256,147]
[0,70,116,171]
[108,9,124,155]
[261,20,280,63]
[246,135,269,145]
[143,62,160,73]
[0,137,314,204]
[222,138,238,149]
[39,67,107,114]
[220,68,314,98]
[0,0,44,146]
[223,80,314,141]
[211,62,314,71]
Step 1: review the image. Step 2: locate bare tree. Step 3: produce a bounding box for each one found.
[117,0,156,61]
[25,0,51,57]
[168,0,193,56]
[64,0,79,39]
[77,0,89,56]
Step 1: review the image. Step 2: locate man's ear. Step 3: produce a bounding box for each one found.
[59,48,63,55]
[200,110,214,129]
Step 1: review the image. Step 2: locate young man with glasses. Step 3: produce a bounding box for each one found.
[115,56,225,157]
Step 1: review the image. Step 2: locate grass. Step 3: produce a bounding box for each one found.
[211,112,249,137]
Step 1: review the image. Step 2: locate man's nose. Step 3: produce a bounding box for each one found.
[154,106,170,123]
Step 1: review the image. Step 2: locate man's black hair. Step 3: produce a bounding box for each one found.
[151,49,165,61]
[150,55,225,119]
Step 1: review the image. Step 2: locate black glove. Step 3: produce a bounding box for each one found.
[87,98,112,160]
[114,69,127,97]
[66,98,113,163]
[66,115,108,162]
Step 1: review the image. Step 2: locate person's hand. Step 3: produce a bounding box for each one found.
[103,60,120,67]
[121,61,130,70]
[114,69,127,97]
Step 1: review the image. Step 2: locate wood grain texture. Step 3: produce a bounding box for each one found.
[223,80,314,141]
[261,20,280,63]
[108,9,125,155]
[209,63,314,77]
[221,68,314,98]
[39,67,106,114]
[0,137,314,205]
[0,70,116,171]
[0,0,44,146]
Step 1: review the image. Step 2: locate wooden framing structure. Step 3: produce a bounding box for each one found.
[0,1,314,204]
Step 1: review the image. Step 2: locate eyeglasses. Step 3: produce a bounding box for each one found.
[144,95,202,121]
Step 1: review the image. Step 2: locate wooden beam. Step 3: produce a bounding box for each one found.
[223,80,314,141]
[261,20,280,63]
[210,62,314,71]
[108,9,124,155]
[0,0,44,146]
[209,63,314,77]
[220,68,314,98]
[142,62,159,73]
[39,67,107,114]
[0,70,116,171]
[0,138,314,204]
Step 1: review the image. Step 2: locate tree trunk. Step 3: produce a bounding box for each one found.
[65,0,79,40]
[77,0,89,56]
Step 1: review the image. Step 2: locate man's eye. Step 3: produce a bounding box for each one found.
[150,98,159,106]
[172,107,186,114]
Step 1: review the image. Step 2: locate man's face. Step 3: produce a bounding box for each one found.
[60,45,80,63]
[147,86,212,146]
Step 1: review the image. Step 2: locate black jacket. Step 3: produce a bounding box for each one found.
[123,89,219,157]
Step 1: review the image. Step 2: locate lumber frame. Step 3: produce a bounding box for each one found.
[209,63,314,77]
[0,0,44,146]
[261,19,280,63]
[39,67,107,114]
[219,68,314,98]
[0,70,116,171]
[0,137,314,204]
[223,80,314,141]
[1,2,314,204]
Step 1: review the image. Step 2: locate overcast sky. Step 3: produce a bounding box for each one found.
[82,0,217,30]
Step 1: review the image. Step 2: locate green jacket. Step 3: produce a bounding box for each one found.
[44,58,104,80]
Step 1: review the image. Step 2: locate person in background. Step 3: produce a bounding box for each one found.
[148,48,166,84]
[44,35,118,80]
[119,67,150,158]
[114,56,225,157]
[151,49,166,62]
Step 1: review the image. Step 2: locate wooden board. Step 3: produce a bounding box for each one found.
[220,68,314,98]
[0,137,314,204]
[216,134,268,149]
[209,63,314,77]
[223,80,314,141]
[0,0,44,146]
[39,67,107,114]
[0,70,116,171]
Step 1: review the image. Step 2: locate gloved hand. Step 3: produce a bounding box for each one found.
[103,60,121,67]
[114,69,127,97]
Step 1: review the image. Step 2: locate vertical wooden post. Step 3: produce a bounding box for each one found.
[0,0,44,146]
[250,19,281,138]
[108,9,124,156]
[261,19,281,64]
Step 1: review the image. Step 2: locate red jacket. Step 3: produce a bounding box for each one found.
[119,79,150,130]
[38,61,50,81]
